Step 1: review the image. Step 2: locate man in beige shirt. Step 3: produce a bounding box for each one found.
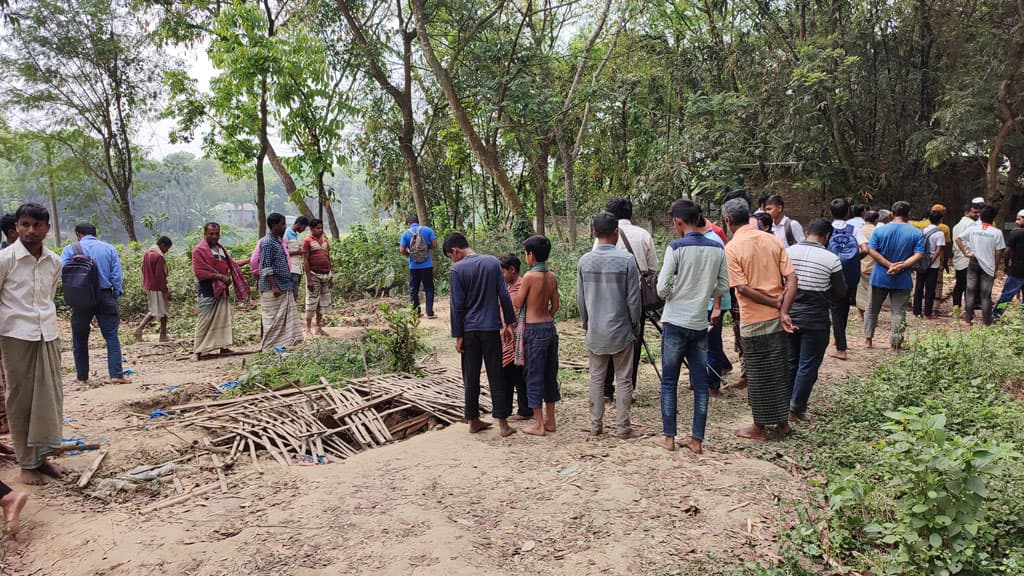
[0,203,65,485]
[594,197,657,401]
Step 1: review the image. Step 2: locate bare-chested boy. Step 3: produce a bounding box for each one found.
[513,235,561,436]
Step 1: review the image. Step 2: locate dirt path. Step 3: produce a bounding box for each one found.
[0,298,927,575]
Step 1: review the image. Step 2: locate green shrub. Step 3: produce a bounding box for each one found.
[363,302,423,373]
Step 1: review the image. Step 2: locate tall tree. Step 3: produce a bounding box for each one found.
[0,0,165,240]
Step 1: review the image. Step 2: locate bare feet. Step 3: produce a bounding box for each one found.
[735,424,768,441]
[109,377,132,385]
[521,421,546,436]
[589,426,603,436]
[730,375,748,390]
[467,419,493,433]
[425,315,438,319]
[789,410,812,423]
[864,338,873,349]
[543,404,557,433]
[778,423,792,436]
[316,327,329,337]
[72,379,88,386]
[677,438,703,454]
[615,429,642,440]
[709,388,723,398]
[38,460,66,480]
[20,469,48,486]
[508,414,531,421]
[1,490,28,539]
[159,335,171,343]
[497,419,516,437]
[829,349,847,360]
[653,436,676,451]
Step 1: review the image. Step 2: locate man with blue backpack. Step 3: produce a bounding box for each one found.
[827,198,868,360]
[61,223,131,385]
[399,215,438,319]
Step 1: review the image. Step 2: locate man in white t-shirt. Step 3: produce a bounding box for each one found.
[594,197,657,401]
[912,210,946,318]
[955,205,1005,326]
[951,201,981,309]
[764,194,805,247]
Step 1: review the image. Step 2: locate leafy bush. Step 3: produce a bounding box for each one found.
[769,321,1024,575]
[363,302,422,373]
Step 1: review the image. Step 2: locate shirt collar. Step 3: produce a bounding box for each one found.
[595,243,618,251]
[12,238,52,262]
[618,219,632,227]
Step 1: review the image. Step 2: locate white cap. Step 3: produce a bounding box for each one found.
[971,197,985,204]
[1017,209,1024,218]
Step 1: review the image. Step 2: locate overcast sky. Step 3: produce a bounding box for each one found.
[138,45,212,160]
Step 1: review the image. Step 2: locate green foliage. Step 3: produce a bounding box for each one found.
[363,302,422,374]
[770,322,1024,575]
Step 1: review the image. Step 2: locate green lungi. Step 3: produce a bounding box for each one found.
[0,337,63,469]
[740,319,791,426]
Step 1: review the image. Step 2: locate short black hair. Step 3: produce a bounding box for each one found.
[829,198,850,220]
[498,253,521,273]
[979,205,997,224]
[964,201,976,214]
[592,212,618,238]
[757,193,771,208]
[157,236,173,247]
[309,218,324,228]
[523,235,552,262]
[756,212,774,231]
[406,215,419,225]
[722,189,751,207]
[0,214,17,234]
[443,232,469,256]
[16,203,50,224]
[294,216,310,226]
[852,204,869,218]
[928,210,943,225]
[605,197,633,220]
[204,222,220,232]
[765,194,785,208]
[75,222,97,236]
[267,213,286,227]
[864,210,879,224]
[669,199,702,226]
[806,218,832,239]
[891,201,912,219]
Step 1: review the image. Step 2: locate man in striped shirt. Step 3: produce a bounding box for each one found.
[785,219,847,421]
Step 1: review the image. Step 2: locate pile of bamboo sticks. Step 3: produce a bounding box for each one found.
[166,370,483,466]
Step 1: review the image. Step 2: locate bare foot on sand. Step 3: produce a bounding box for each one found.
[497,420,516,437]
[39,460,66,480]
[467,419,493,433]
[864,338,873,349]
[653,436,676,452]
[159,334,171,343]
[829,349,847,360]
[72,379,88,387]
[677,438,703,454]
[521,422,546,436]
[615,429,642,440]
[709,388,723,398]
[20,469,48,486]
[1,490,28,539]
[736,424,768,441]
[508,414,531,422]
[110,377,132,385]
[730,375,748,390]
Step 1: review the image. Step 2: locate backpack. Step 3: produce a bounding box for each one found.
[913,228,942,273]
[408,225,429,264]
[619,232,664,313]
[62,243,100,309]
[828,224,860,263]
[783,220,798,246]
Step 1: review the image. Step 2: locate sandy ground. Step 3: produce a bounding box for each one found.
[2,284,978,575]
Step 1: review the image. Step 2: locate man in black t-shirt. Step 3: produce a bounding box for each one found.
[995,209,1024,318]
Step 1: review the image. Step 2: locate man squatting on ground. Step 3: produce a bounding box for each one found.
[445,232,517,437]
[655,200,729,454]
[514,235,562,437]
[578,213,643,439]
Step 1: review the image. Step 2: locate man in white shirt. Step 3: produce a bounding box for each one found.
[951,201,981,309]
[595,197,657,401]
[956,205,1005,326]
[764,194,805,247]
[0,203,65,486]
[847,204,869,233]
[912,210,946,317]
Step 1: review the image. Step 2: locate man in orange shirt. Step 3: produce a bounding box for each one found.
[722,198,798,441]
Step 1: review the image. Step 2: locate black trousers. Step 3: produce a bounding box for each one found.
[461,331,510,420]
[503,362,531,417]
[0,481,9,499]
[913,268,940,316]
[830,264,860,351]
[953,268,968,308]
[409,267,435,315]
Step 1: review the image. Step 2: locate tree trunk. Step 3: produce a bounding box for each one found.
[411,0,528,226]
[44,142,61,247]
[989,81,1017,202]
[554,123,578,249]
[317,171,341,239]
[531,136,551,237]
[117,184,137,241]
[265,141,315,219]
[257,75,269,238]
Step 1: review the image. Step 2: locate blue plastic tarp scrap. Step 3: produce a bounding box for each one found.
[61,436,105,456]
[149,409,170,419]
[213,380,240,395]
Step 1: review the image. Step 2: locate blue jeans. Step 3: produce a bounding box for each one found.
[70,290,124,380]
[994,274,1024,319]
[706,311,724,389]
[787,328,830,414]
[660,323,709,440]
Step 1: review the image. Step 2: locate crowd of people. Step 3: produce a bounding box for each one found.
[437,192,1024,456]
